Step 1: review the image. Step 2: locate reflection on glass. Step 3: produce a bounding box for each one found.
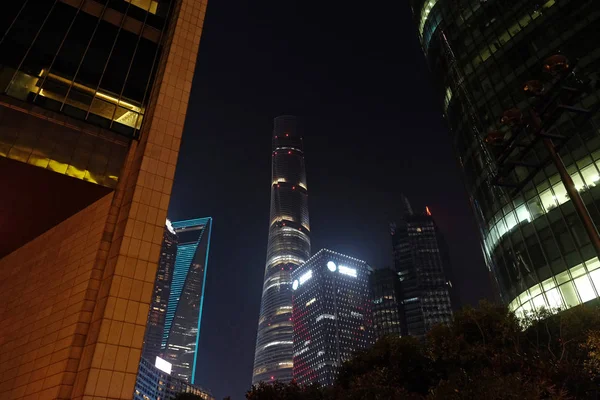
[124,0,159,13]
[485,159,600,256]
[509,257,600,317]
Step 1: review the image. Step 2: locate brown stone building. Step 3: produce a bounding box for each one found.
[0,1,207,398]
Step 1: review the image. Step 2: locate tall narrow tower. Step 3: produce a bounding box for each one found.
[253,116,311,384]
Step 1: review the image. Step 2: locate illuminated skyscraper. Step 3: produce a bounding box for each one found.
[391,201,454,336]
[292,249,373,386]
[142,220,179,363]
[411,0,600,316]
[161,217,212,383]
[252,116,311,384]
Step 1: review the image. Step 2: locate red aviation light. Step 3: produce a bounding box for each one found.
[285,133,289,137]
[292,186,296,190]
[288,151,292,155]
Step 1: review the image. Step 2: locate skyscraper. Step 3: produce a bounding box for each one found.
[142,220,179,364]
[138,218,212,396]
[411,0,600,316]
[391,200,454,336]
[370,268,405,339]
[292,249,373,386]
[253,116,311,384]
[0,1,207,398]
[162,217,212,383]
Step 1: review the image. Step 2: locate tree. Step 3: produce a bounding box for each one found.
[244,302,600,399]
[246,381,327,400]
[174,393,204,400]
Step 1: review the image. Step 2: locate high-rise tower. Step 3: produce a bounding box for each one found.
[162,217,212,383]
[142,220,179,364]
[411,0,600,316]
[391,200,454,336]
[252,116,311,384]
[292,249,373,386]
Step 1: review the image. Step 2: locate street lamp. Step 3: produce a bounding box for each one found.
[487,54,600,254]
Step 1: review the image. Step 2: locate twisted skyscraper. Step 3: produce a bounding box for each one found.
[253,116,311,384]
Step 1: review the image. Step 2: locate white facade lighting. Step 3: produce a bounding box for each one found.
[155,356,172,374]
[292,280,299,290]
[165,219,175,235]
[327,261,337,271]
[299,270,313,285]
[338,265,357,277]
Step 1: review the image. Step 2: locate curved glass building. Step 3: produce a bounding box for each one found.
[411,0,600,315]
[253,115,311,384]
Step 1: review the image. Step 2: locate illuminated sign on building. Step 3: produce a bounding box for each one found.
[155,356,172,374]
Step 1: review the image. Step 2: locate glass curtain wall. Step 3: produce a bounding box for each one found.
[0,0,173,138]
[410,0,600,316]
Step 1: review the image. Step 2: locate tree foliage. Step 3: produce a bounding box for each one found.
[174,393,204,400]
[246,302,600,400]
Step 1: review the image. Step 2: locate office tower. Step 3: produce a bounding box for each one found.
[143,220,178,363]
[370,268,405,339]
[0,1,206,399]
[252,116,311,384]
[140,217,212,383]
[134,357,214,400]
[391,200,454,336]
[292,249,373,386]
[411,0,600,316]
[162,217,212,383]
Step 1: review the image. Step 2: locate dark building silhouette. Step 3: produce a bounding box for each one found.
[391,198,454,336]
[253,116,311,384]
[292,249,373,386]
[410,0,600,316]
[370,268,405,339]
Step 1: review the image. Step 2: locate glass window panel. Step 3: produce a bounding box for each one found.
[581,164,600,187]
[532,294,547,311]
[529,284,542,297]
[516,204,531,223]
[497,220,507,238]
[552,182,568,206]
[544,288,563,310]
[559,281,581,308]
[586,257,600,272]
[540,189,558,212]
[519,291,530,305]
[569,264,586,278]
[521,300,533,315]
[590,269,600,294]
[541,276,556,291]
[572,173,585,193]
[555,270,571,284]
[505,211,517,231]
[574,275,596,303]
[527,197,544,219]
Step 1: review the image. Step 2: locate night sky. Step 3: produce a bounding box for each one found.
[167,0,492,398]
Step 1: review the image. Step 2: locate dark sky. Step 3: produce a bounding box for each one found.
[167,0,492,398]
